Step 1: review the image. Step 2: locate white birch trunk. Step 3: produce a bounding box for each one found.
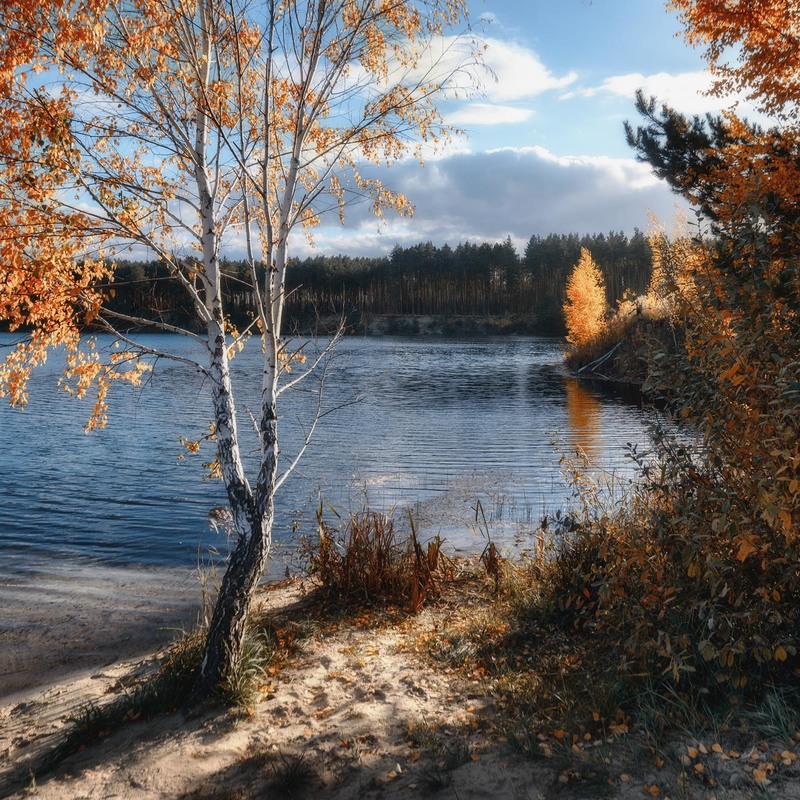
[189,3,279,696]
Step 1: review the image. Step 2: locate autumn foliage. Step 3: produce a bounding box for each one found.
[546,0,800,693]
[0,0,472,419]
[0,0,476,697]
[563,247,608,348]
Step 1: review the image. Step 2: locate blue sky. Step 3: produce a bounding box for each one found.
[302,0,745,258]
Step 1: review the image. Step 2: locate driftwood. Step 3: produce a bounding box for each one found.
[575,340,623,374]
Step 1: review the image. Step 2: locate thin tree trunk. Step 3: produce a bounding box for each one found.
[190,334,278,702]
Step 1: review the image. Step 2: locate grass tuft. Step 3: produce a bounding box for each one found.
[739,687,800,742]
[38,629,205,774]
[301,505,452,613]
[265,751,316,799]
[219,627,274,710]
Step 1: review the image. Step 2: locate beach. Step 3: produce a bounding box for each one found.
[0,564,202,704]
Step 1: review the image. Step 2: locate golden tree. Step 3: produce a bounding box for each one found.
[657,0,800,540]
[563,247,608,347]
[669,0,800,122]
[0,0,479,699]
[662,1,800,239]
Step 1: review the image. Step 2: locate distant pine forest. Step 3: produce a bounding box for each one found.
[106,230,653,336]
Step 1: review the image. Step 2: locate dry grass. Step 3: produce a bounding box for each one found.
[301,505,454,614]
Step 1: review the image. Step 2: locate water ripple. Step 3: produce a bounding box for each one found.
[0,334,659,578]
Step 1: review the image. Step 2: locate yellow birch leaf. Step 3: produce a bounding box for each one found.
[753,769,771,785]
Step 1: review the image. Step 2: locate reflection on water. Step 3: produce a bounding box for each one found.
[564,378,603,458]
[0,334,659,577]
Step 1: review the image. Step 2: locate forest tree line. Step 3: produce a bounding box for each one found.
[106,230,653,334]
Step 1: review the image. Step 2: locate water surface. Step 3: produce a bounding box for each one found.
[0,334,656,579]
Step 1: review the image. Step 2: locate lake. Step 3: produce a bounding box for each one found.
[0,333,657,581]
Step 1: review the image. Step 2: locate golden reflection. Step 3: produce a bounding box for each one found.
[564,378,603,457]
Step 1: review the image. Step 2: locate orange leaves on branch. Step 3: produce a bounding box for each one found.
[1,0,478,431]
[668,0,800,121]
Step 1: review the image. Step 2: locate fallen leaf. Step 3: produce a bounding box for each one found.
[609,722,629,735]
[753,769,771,785]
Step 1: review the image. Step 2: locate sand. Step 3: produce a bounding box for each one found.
[0,564,202,703]
[2,576,799,800]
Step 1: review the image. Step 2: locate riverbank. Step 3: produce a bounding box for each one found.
[0,564,200,704]
[3,574,798,800]
[564,312,681,390]
[282,312,559,337]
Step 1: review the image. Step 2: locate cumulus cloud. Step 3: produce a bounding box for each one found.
[287,146,688,258]
[434,37,576,129]
[480,37,577,101]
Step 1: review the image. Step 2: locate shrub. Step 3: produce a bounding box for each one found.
[528,426,800,693]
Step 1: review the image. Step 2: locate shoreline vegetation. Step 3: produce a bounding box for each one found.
[4,232,798,797]
[3,0,799,794]
[3,539,799,799]
[4,227,799,795]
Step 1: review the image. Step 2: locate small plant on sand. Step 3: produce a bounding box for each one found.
[301,505,451,613]
[405,719,475,793]
[738,688,800,743]
[407,719,442,751]
[265,751,316,800]
[36,613,301,777]
[39,629,205,773]
[219,626,274,710]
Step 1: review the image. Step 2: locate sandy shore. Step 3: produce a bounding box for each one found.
[0,563,202,705]
[3,577,798,799]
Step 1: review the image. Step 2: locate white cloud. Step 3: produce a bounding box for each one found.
[447,103,533,125]
[567,69,762,117]
[287,146,688,258]
[370,35,576,107]
[480,37,577,102]
[521,146,661,190]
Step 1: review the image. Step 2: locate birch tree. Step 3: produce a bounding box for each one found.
[0,0,478,698]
